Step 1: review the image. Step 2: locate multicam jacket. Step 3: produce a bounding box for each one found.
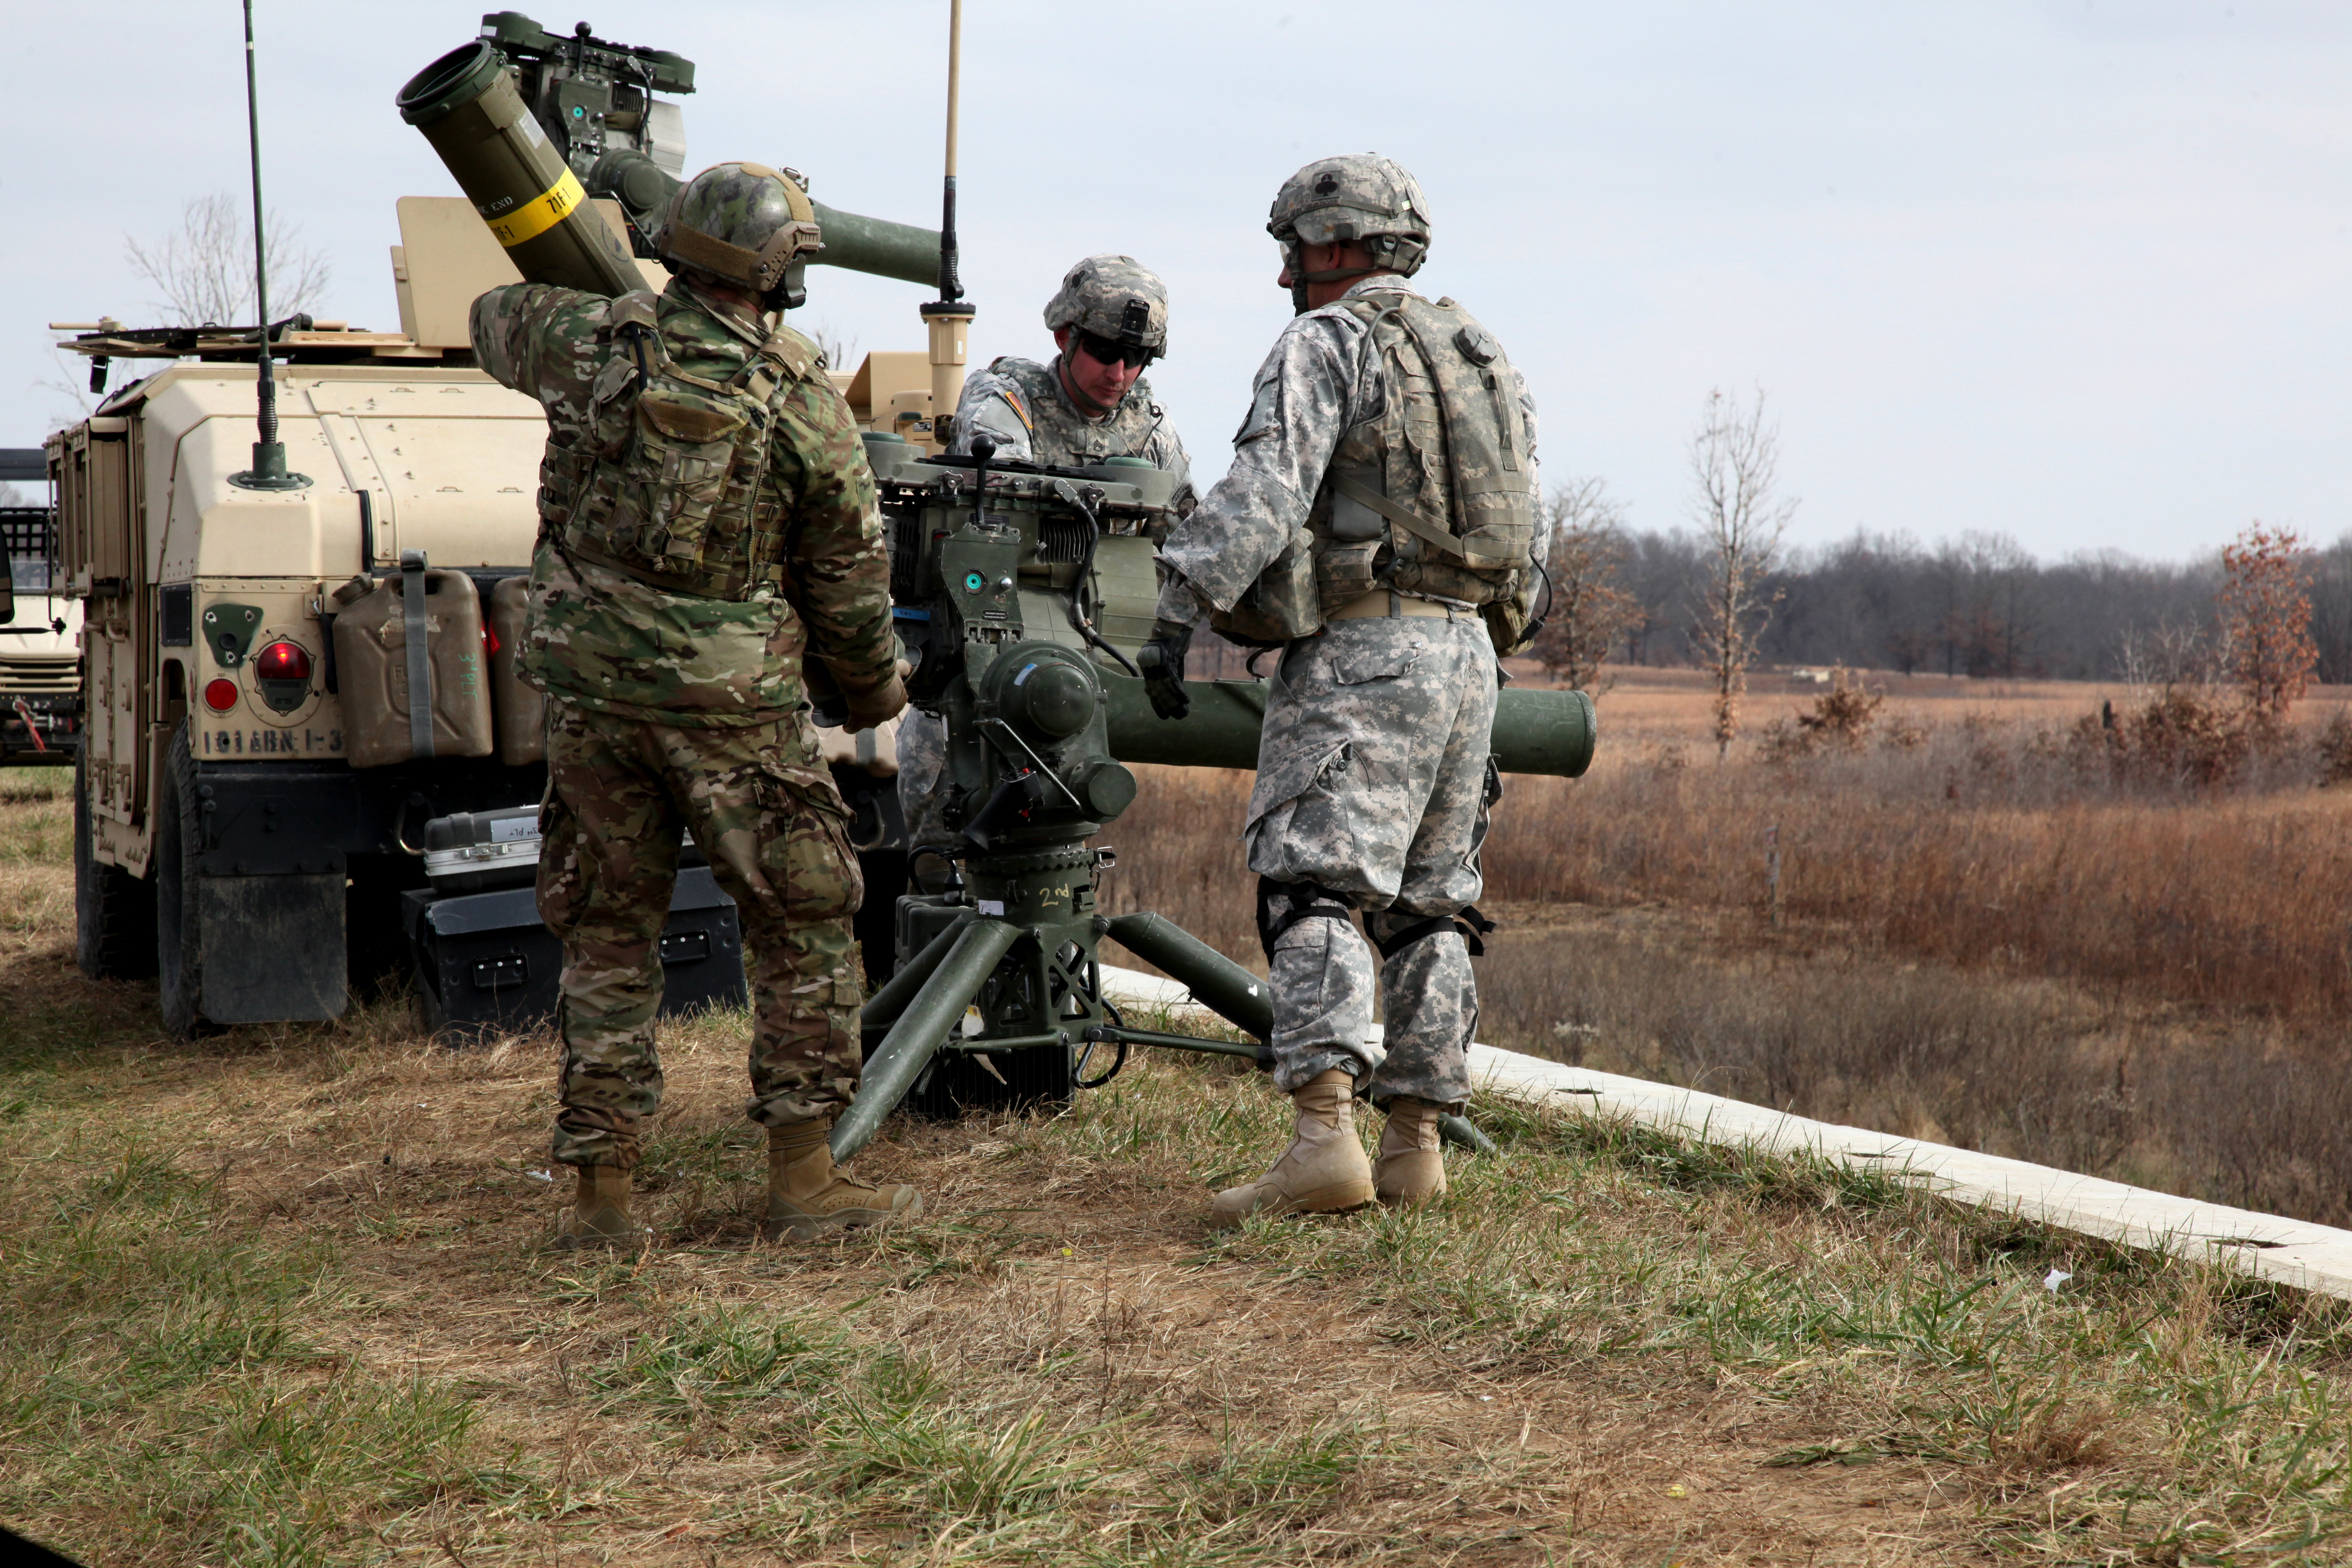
[947,354,1197,525]
[1154,278,1542,649]
[472,277,896,728]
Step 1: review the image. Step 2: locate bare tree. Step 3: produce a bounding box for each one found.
[807,323,861,375]
[1687,387,1797,758]
[1531,477,1644,692]
[124,192,329,327]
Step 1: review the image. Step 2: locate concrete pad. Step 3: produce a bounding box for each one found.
[1095,963,2352,1303]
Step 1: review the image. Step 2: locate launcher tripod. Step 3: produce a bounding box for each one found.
[829,438,1500,1160]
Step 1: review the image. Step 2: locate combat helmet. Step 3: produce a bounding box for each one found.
[1268,154,1431,312]
[658,161,824,312]
[1043,255,1169,363]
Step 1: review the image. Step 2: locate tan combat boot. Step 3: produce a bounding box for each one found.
[554,1164,652,1250]
[1209,1068,1377,1230]
[1375,1097,1448,1208]
[762,1119,923,1240]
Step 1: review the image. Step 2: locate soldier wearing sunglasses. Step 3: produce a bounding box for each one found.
[899,256,1198,879]
[945,254,1196,511]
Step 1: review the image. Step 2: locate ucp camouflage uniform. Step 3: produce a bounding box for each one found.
[472,275,897,1169]
[946,357,1195,496]
[1153,278,1541,1112]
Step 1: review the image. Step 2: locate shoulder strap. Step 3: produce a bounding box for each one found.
[1331,472,1462,556]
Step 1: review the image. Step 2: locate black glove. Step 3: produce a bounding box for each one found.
[1136,618,1195,721]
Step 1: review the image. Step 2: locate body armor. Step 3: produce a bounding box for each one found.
[1213,289,1535,646]
[548,289,824,600]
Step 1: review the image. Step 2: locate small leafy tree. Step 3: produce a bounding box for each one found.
[1687,387,1796,758]
[1530,477,1644,692]
[2217,522,2316,723]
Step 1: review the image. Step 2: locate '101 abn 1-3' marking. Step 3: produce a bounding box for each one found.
[202,728,344,757]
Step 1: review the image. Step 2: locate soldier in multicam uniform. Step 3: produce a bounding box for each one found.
[470,162,921,1248]
[1139,155,1544,1230]
[898,255,1197,871]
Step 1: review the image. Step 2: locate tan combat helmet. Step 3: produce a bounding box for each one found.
[659,161,825,311]
[1043,254,1169,363]
[1268,153,1432,311]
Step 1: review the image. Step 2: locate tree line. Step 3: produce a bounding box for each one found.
[1531,388,2352,695]
[1568,524,2352,686]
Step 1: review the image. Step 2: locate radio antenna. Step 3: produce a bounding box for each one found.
[229,0,308,491]
[918,0,975,451]
[936,0,963,304]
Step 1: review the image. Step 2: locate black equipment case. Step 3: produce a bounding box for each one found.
[402,806,746,1037]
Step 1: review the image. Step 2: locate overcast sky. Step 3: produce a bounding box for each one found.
[10,1,2346,562]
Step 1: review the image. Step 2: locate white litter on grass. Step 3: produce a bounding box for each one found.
[2045,1269,2072,1293]
[527,1169,554,1183]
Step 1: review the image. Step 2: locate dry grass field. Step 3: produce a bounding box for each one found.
[9,666,2352,1564]
[1103,668,2352,1228]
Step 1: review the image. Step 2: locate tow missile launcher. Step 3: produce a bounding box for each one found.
[828,433,1595,1154]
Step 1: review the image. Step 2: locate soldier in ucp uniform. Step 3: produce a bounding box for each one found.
[899,256,1197,869]
[1140,155,1543,1229]
[471,162,919,1248]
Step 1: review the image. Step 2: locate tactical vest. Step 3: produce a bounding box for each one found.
[1212,290,1536,646]
[548,291,820,601]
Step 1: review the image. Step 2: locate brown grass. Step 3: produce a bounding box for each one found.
[1101,679,2352,1227]
[1485,716,2352,1019]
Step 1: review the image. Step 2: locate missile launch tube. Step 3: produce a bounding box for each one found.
[583,147,944,287]
[1101,677,1597,779]
[396,41,644,297]
[807,200,948,286]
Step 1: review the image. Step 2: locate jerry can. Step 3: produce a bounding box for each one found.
[488,574,544,765]
[330,552,495,769]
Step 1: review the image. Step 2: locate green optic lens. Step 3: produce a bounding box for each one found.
[964,572,984,592]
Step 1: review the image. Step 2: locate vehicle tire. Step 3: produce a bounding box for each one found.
[153,723,211,1039]
[74,747,157,980]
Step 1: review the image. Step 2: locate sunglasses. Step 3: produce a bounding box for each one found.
[1074,330,1155,370]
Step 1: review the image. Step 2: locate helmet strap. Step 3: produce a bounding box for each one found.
[1056,351,1118,418]
[1281,240,1395,314]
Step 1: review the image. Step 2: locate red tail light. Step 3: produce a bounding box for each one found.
[203,678,239,711]
[253,640,312,682]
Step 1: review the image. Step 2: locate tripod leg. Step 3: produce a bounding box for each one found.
[1101,911,1273,1037]
[832,917,1024,1162]
[862,908,976,1035]
[1438,1114,1496,1155]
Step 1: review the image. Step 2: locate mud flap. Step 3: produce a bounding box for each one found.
[196,872,349,1023]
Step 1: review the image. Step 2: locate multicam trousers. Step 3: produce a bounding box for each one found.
[1243,613,1498,1111]
[539,693,866,1169]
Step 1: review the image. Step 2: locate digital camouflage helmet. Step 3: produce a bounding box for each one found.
[1043,255,1169,362]
[659,161,824,312]
[1268,153,1431,313]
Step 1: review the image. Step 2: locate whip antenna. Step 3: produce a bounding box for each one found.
[936,0,963,303]
[229,0,308,491]
[918,0,974,451]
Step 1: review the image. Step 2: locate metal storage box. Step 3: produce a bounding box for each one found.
[402,866,745,1037]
